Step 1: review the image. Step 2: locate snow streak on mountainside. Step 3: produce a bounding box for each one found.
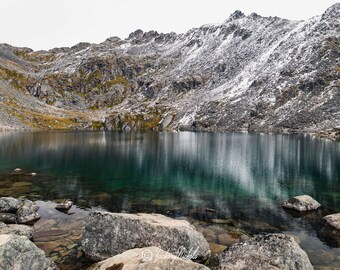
[0,4,339,137]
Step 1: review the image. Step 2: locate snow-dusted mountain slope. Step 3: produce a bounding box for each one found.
[0,3,339,136]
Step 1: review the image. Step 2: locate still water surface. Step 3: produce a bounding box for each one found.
[0,131,339,268]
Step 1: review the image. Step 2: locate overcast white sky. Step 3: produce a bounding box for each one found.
[0,0,338,50]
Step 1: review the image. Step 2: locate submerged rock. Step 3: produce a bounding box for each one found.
[209,243,227,254]
[55,200,73,211]
[217,234,313,270]
[0,234,58,270]
[90,246,210,270]
[323,213,340,230]
[283,195,321,211]
[82,212,210,262]
[0,222,34,239]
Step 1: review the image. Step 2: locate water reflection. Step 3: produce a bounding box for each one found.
[0,131,340,266]
[0,131,339,212]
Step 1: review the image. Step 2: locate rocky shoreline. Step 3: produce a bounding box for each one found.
[0,194,339,269]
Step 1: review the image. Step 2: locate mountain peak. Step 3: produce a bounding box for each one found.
[127,29,144,40]
[322,2,340,19]
[227,10,245,21]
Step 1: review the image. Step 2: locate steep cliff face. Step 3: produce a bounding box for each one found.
[0,4,339,135]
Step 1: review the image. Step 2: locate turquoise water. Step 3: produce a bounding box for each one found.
[0,131,339,212]
[0,131,339,268]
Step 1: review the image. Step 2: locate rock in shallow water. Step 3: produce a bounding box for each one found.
[0,234,58,270]
[55,200,73,211]
[216,234,313,270]
[283,195,321,211]
[82,212,210,262]
[90,246,210,270]
[323,213,340,230]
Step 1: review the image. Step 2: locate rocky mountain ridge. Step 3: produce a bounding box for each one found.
[0,3,339,137]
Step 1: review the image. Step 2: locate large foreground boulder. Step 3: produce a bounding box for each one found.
[89,246,210,270]
[0,234,58,269]
[217,234,313,270]
[82,212,210,262]
[283,195,321,211]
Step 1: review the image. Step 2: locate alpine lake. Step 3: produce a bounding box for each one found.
[0,131,339,269]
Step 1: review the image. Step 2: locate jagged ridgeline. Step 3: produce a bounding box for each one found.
[0,3,339,135]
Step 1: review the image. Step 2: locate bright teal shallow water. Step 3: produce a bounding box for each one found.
[0,131,340,267]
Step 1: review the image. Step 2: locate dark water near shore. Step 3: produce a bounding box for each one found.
[0,131,339,269]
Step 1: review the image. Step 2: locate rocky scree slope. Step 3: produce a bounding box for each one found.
[0,4,339,135]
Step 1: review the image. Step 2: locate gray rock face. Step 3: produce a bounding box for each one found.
[282,195,321,211]
[82,212,210,262]
[0,223,34,239]
[90,246,210,270]
[217,234,313,270]
[16,199,40,224]
[0,4,339,135]
[323,213,340,230]
[0,212,17,223]
[0,234,58,270]
[0,197,21,213]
